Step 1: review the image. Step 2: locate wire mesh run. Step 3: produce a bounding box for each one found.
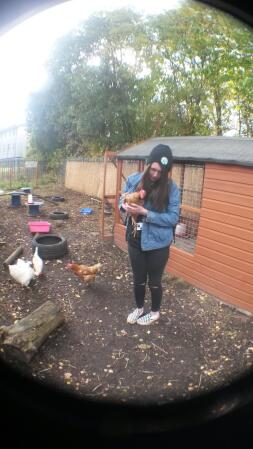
[173,163,204,253]
[174,210,201,253]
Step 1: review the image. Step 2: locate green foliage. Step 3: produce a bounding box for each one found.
[26,2,253,159]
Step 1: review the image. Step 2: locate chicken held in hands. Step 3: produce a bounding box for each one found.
[66,262,102,286]
[122,189,146,237]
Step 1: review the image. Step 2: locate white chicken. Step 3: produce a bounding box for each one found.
[9,258,35,287]
[32,247,43,276]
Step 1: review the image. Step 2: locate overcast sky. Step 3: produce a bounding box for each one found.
[0,0,182,130]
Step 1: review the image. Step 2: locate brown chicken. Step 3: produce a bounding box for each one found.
[123,189,146,236]
[66,262,102,285]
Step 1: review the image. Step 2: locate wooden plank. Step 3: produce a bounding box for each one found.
[192,253,253,286]
[196,235,253,265]
[169,259,253,304]
[171,252,253,296]
[202,198,253,220]
[115,234,126,243]
[114,224,127,251]
[205,166,253,185]
[196,242,253,275]
[114,223,126,236]
[197,227,253,255]
[201,208,253,231]
[114,160,123,225]
[104,194,116,200]
[114,239,127,253]
[200,217,253,243]
[206,163,253,175]
[168,264,253,314]
[200,213,253,240]
[170,246,195,262]
[181,204,200,214]
[114,234,126,245]
[204,188,253,208]
[204,178,253,197]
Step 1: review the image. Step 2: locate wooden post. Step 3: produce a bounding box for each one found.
[35,161,39,188]
[100,151,117,240]
[139,159,145,172]
[100,151,108,240]
[114,159,123,225]
[9,160,12,189]
[0,300,64,365]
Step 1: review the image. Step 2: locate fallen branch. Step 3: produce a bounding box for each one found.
[3,245,24,267]
[151,342,169,355]
[90,197,101,204]
[0,300,64,364]
[32,193,59,204]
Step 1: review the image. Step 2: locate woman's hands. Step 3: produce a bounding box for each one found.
[122,202,148,216]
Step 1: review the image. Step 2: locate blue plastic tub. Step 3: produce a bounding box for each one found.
[80,207,93,215]
[11,193,22,206]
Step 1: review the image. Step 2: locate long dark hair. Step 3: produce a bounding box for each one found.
[136,164,170,212]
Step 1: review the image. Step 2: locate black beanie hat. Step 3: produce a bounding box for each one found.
[147,144,173,171]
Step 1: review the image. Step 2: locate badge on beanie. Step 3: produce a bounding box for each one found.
[160,156,168,166]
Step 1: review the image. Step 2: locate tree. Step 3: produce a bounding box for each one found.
[26,2,253,161]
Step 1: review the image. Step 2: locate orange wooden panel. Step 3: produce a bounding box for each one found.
[201,208,253,231]
[196,235,253,265]
[200,217,253,243]
[195,243,253,275]
[206,163,253,175]
[202,198,253,220]
[168,264,253,314]
[114,237,127,253]
[115,234,126,245]
[205,166,253,185]
[115,229,126,239]
[204,188,253,208]
[197,227,253,255]
[171,252,253,296]
[181,204,200,213]
[114,223,126,235]
[204,178,253,197]
[192,253,253,286]
[170,246,194,261]
[169,259,253,304]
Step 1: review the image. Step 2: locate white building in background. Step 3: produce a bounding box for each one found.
[0,124,29,160]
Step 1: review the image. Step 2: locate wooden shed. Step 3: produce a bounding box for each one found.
[113,136,253,314]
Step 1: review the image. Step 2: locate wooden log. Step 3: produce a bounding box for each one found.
[3,245,24,267]
[0,300,64,364]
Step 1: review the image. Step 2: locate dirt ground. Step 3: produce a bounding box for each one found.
[1,184,253,406]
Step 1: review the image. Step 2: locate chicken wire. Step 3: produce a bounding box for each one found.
[173,164,204,254]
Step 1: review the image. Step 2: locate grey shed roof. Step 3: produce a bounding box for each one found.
[116,136,253,168]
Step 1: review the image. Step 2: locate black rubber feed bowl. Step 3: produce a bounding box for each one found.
[51,196,65,202]
[49,211,69,220]
[32,234,68,260]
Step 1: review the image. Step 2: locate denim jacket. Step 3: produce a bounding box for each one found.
[119,172,180,251]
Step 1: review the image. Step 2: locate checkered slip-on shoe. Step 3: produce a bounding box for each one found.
[127,308,144,324]
[137,312,159,325]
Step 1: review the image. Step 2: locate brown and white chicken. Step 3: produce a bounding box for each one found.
[122,189,146,236]
[66,262,102,286]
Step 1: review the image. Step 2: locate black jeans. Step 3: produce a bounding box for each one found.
[128,244,170,312]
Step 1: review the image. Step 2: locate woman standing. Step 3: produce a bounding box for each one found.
[119,144,180,325]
